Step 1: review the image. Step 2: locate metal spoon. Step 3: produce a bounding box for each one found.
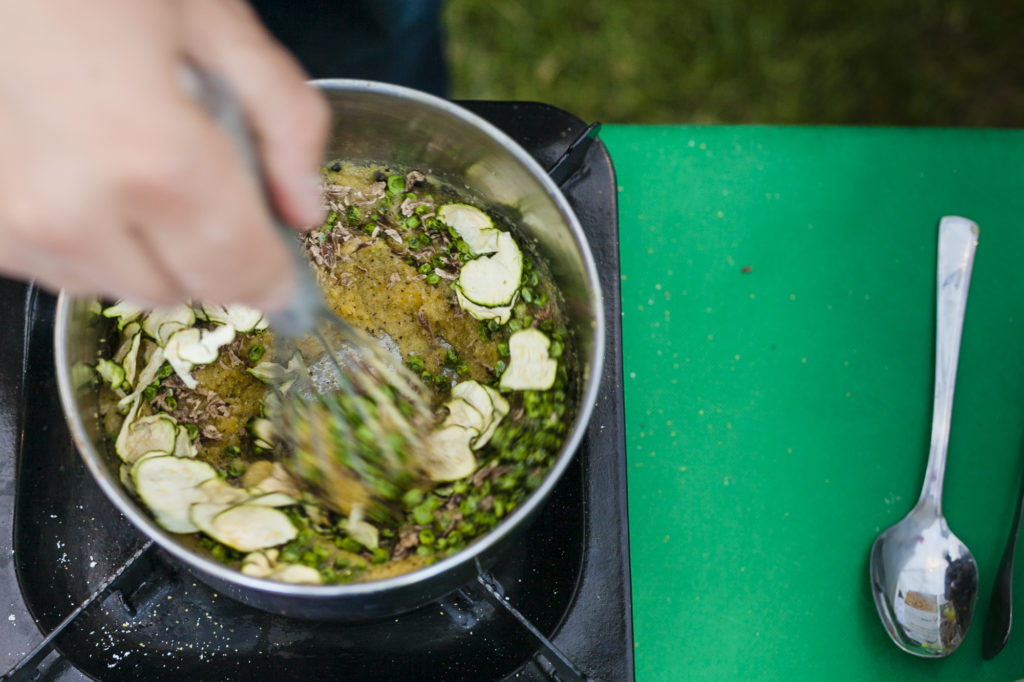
[869,215,980,657]
[982,445,1024,658]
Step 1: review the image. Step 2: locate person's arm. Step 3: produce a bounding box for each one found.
[0,0,328,309]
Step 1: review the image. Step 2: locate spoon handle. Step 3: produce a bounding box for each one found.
[917,216,979,514]
[982,446,1024,658]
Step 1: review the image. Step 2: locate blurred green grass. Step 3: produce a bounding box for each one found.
[443,0,1023,126]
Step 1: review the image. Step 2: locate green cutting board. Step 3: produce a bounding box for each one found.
[603,125,1024,681]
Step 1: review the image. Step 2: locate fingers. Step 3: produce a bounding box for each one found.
[0,0,324,309]
[179,0,329,230]
[117,90,300,310]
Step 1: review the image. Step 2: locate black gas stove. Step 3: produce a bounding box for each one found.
[0,102,632,681]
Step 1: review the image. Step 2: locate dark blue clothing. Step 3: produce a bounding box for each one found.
[249,0,449,96]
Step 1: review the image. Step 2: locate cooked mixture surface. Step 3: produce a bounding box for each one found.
[93,164,576,585]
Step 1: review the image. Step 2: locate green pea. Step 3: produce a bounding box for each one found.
[402,488,424,507]
[425,273,440,285]
[521,287,534,303]
[248,344,265,363]
[142,385,157,402]
[157,363,174,380]
[371,547,389,564]
[185,423,199,441]
[412,504,434,526]
[405,216,421,230]
[164,395,178,410]
[418,263,432,275]
[387,174,405,195]
[405,356,425,373]
[340,537,363,554]
[345,205,360,223]
[224,445,241,458]
[416,544,435,557]
[227,461,246,478]
[549,340,564,359]
[497,342,510,357]
[418,529,435,545]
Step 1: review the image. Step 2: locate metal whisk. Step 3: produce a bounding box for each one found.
[188,68,434,515]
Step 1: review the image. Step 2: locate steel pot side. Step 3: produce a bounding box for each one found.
[54,80,605,621]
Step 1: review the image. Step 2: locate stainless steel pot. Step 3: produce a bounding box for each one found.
[53,80,605,621]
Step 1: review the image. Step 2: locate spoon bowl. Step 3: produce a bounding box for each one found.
[870,505,978,656]
[868,216,980,657]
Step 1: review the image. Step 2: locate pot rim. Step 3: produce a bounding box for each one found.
[54,78,606,600]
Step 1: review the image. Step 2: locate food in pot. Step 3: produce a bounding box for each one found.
[90,165,575,585]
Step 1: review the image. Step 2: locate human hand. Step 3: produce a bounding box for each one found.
[0,0,328,309]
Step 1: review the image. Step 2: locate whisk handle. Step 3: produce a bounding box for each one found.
[183,66,322,337]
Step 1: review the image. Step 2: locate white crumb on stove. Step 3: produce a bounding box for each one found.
[7,614,14,622]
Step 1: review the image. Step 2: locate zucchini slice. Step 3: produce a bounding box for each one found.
[442,397,487,434]
[121,331,143,388]
[172,425,198,458]
[179,325,236,364]
[95,359,126,390]
[421,424,477,482]
[499,328,558,391]
[203,504,298,553]
[269,564,322,585]
[202,303,265,333]
[450,380,509,449]
[240,550,275,578]
[246,491,298,508]
[438,203,500,255]
[247,417,276,444]
[189,501,230,535]
[196,478,249,506]
[455,289,515,324]
[475,384,510,449]
[164,325,237,389]
[113,322,141,363]
[116,414,177,463]
[247,353,302,391]
[142,304,196,345]
[344,508,380,550]
[70,361,96,390]
[456,231,523,307]
[132,456,218,533]
[102,300,143,330]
